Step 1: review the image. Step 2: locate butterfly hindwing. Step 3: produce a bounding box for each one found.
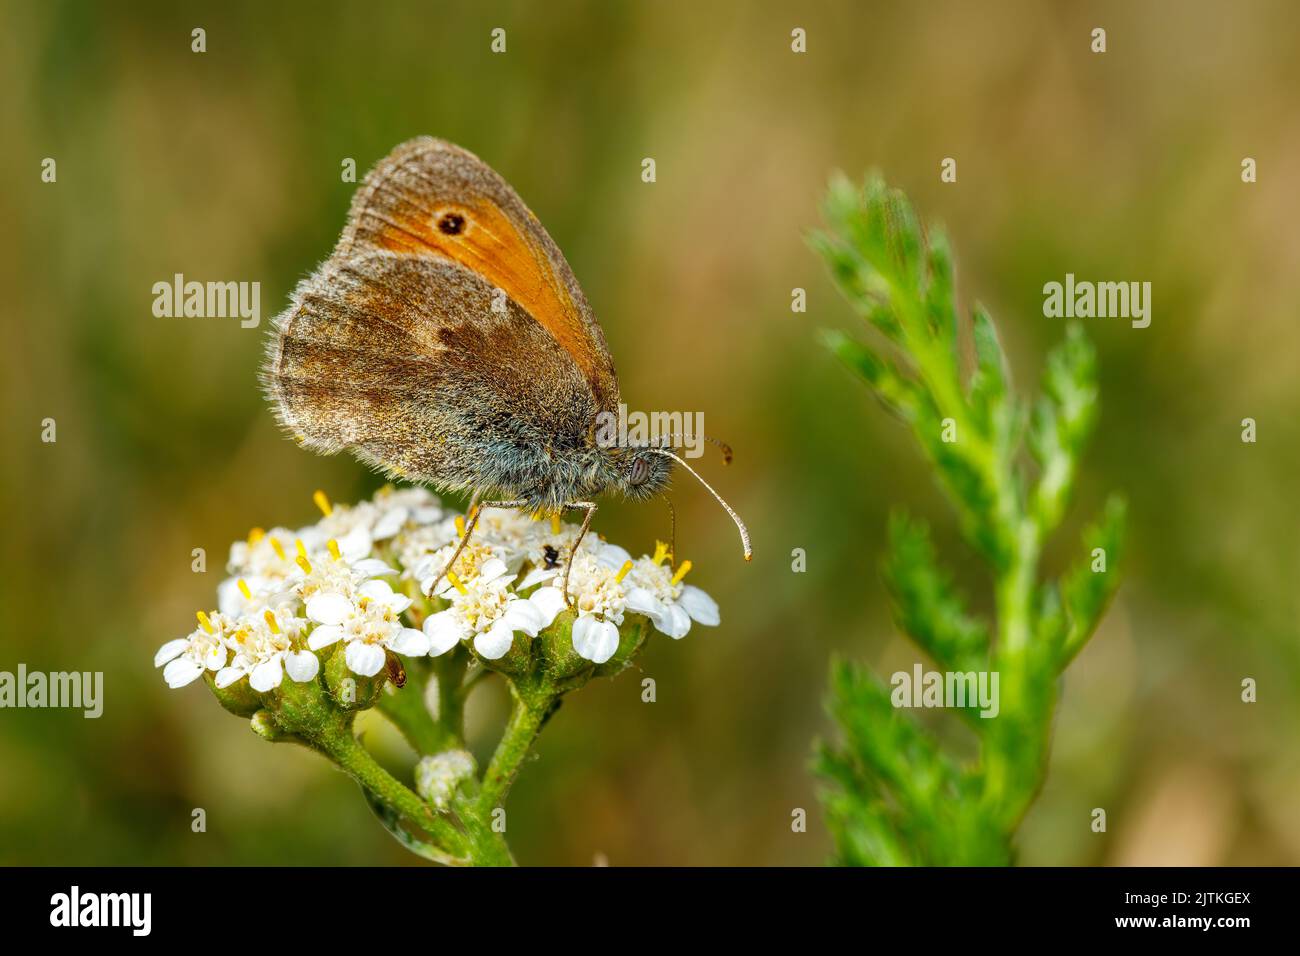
[267,252,599,492]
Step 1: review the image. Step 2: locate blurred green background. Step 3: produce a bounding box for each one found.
[3,0,1298,865]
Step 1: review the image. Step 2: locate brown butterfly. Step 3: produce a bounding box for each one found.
[263,138,749,600]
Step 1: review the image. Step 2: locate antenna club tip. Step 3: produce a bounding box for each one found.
[743,551,753,562]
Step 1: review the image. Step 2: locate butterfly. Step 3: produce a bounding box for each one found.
[263,137,750,601]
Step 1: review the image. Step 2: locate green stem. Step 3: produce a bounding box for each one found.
[478,684,554,814]
[454,799,517,867]
[377,671,458,755]
[321,729,469,861]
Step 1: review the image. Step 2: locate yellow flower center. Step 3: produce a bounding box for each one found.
[313,489,333,517]
[671,560,693,585]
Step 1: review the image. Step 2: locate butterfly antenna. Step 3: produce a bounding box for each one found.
[704,435,733,465]
[655,433,734,465]
[662,495,677,570]
[651,448,751,561]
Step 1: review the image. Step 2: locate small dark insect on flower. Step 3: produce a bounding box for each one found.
[543,544,560,569]
[385,651,407,688]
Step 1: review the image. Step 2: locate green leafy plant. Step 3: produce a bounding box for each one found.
[810,175,1126,865]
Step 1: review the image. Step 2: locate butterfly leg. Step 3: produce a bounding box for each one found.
[425,498,528,596]
[559,501,598,608]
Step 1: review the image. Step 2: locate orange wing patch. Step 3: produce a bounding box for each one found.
[371,197,603,390]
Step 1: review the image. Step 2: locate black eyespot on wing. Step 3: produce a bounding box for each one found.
[438,213,466,235]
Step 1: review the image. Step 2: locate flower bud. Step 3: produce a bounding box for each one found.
[249,708,285,741]
[415,749,477,810]
[537,609,591,681]
[272,666,333,735]
[205,670,262,718]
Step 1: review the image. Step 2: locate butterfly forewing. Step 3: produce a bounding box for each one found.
[334,137,617,406]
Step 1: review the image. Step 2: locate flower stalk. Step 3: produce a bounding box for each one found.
[479,679,557,814]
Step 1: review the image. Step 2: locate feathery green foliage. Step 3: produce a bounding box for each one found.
[810,175,1126,865]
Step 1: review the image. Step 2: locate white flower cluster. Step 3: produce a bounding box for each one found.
[157,487,720,691]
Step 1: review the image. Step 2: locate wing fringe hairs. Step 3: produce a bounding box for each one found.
[809,174,1126,866]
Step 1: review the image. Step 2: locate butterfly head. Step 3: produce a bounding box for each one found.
[598,440,752,562]
[603,444,674,501]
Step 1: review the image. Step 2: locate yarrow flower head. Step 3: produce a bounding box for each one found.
[158,487,721,707]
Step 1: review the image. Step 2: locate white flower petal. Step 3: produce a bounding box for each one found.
[249,657,284,693]
[528,587,567,627]
[163,658,204,688]
[501,600,545,637]
[474,622,516,660]
[624,587,666,620]
[679,585,720,626]
[307,624,344,650]
[595,543,633,571]
[216,578,246,616]
[353,558,397,579]
[154,638,190,668]
[336,524,373,561]
[423,612,463,656]
[572,616,620,664]
[358,579,396,603]
[214,666,243,689]
[389,627,430,657]
[659,603,692,639]
[345,642,386,677]
[284,650,319,683]
[295,525,328,553]
[306,592,352,626]
[371,506,408,540]
[203,643,228,671]
[478,557,511,585]
[518,567,557,590]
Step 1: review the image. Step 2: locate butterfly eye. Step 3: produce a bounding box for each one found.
[628,457,650,485]
[437,212,466,236]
